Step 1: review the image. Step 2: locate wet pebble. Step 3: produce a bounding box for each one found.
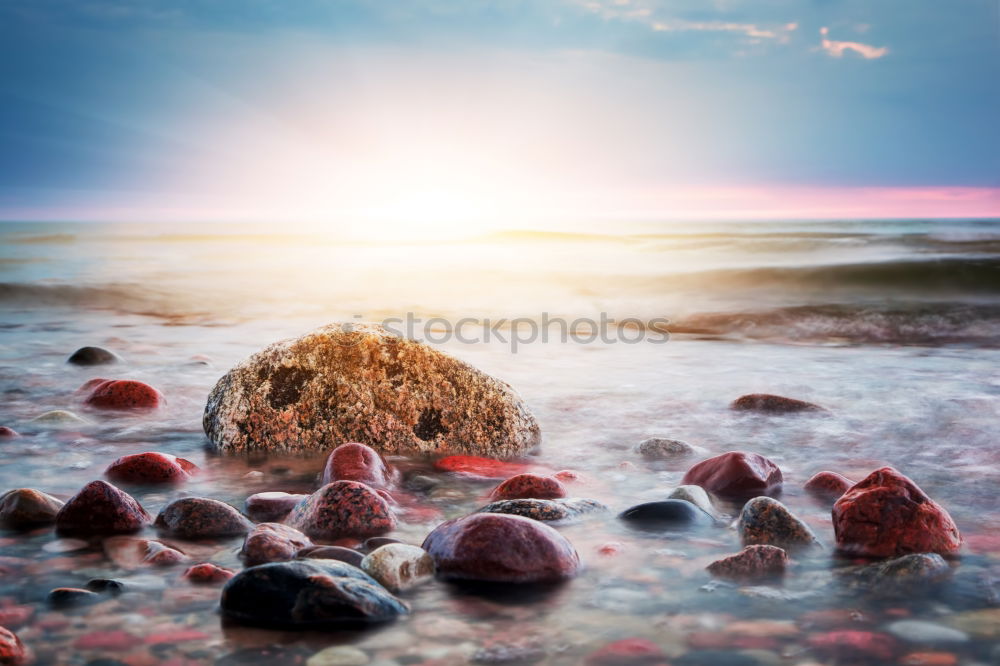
[361,543,435,592]
[433,455,534,479]
[29,410,92,427]
[241,522,312,566]
[103,536,188,568]
[477,497,606,523]
[297,545,366,567]
[105,452,197,484]
[681,451,783,500]
[48,587,101,608]
[154,497,253,539]
[287,481,396,540]
[806,630,898,661]
[636,437,701,460]
[67,346,122,365]
[803,471,853,501]
[584,638,664,664]
[730,393,825,413]
[490,473,566,500]
[667,485,721,519]
[322,442,393,488]
[0,427,19,439]
[182,562,235,584]
[737,497,820,552]
[244,491,308,522]
[83,379,163,410]
[706,545,788,582]
[0,626,26,665]
[0,488,64,529]
[55,480,151,536]
[619,499,715,530]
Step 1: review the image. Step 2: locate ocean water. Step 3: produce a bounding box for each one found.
[1,219,999,664]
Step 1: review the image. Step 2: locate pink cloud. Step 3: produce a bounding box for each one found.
[819,26,888,59]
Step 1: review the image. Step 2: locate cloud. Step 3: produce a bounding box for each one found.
[819,26,888,59]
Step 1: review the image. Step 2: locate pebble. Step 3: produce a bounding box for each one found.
[305,646,370,666]
[48,587,101,608]
[706,545,788,582]
[737,497,820,552]
[67,346,122,365]
[105,452,197,484]
[619,499,715,530]
[154,497,253,539]
[85,579,127,595]
[422,513,580,583]
[803,471,853,502]
[667,485,721,518]
[885,620,968,644]
[84,379,164,410]
[55,480,151,535]
[0,427,19,439]
[241,523,312,566]
[322,442,394,488]
[182,563,235,584]
[730,393,825,413]
[286,481,396,540]
[297,545,366,567]
[477,497,607,523]
[244,491,308,522]
[361,543,435,592]
[29,409,93,427]
[635,437,700,460]
[900,653,958,666]
[0,626,26,665]
[681,451,783,500]
[0,488,65,529]
[103,536,189,569]
[844,553,952,596]
[490,473,566,500]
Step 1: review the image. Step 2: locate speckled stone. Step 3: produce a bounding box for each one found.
[738,496,821,552]
[706,545,788,582]
[635,437,700,460]
[203,323,540,457]
[55,480,151,535]
[885,620,968,644]
[67,346,122,366]
[154,497,253,539]
[84,380,163,410]
[477,498,607,523]
[183,563,235,584]
[322,442,394,488]
[841,553,953,597]
[804,471,853,501]
[730,393,826,413]
[0,488,64,529]
[286,481,396,541]
[220,559,407,627]
[490,473,566,500]
[241,523,312,566]
[105,452,197,484]
[361,543,435,592]
[681,451,783,500]
[245,491,309,522]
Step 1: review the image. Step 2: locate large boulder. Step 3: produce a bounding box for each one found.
[203,323,540,457]
[832,467,961,558]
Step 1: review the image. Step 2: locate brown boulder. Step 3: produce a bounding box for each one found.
[681,451,783,500]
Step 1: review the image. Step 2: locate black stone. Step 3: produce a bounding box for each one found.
[48,587,101,607]
[618,499,714,529]
[67,346,121,366]
[85,578,127,596]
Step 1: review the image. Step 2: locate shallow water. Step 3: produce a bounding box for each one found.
[1,220,999,664]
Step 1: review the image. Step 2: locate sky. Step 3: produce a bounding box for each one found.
[0,0,998,232]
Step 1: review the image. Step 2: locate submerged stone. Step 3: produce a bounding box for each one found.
[706,545,788,582]
[477,497,606,523]
[55,480,151,535]
[0,626,26,665]
[103,536,189,569]
[297,545,365,568]
[154,497,253,539]
[105,452,197,484]
[737,496,821,552]
[0,427,19,438]
[322,442,394,488]
[490,473,566,500]
[245,491,308,522]
[635,437,700,460]
[183,563,235,584]
[48,587,101,608]
[29,410,92,427]
[286,481,396,541]
[731,393,825,414]
[361,543,435,592]
[203,323,540,457]
[84,380,163,410]
[434,455,535,479]
[619,499,715,530]
[0,488,64,529]
[67,346,122,366]
[241,523,312,566]
[804,471,853,502]
[667,485,721,518]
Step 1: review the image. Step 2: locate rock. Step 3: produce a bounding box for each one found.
[286,481,396,541]
[0,488,64,529]
[635,437,700,460]
[490,473,566,501]
[706,544,788,582]
[183,563,235,584]
[84,379,163,410]
[667,485,721,518]
[305,646,370,666]
[220,559,407,627]
[297,545,365,567]
[0,427,18,439]
[585,638,665,664]
[48,587,101,608]
[832,467,962,558]
[154,497,253,539]
[807,630,898,661]
[738,497,820,552]
[434,455,536,479]
[362,536,402,551]
[804,471,853,501]
[422,513,580,583]
[55,480,151,535]
[67,346,122,366]
[29,410,92,427]
[681,451,783,500]
[245,491,309,522]
[360,543,434,592]
[477,498,607,523]
[86,578,127,595]
[731,393,825,413]
[322,442,393,488]
[103,536,189,568]
[203,323,540,457]
[843,553,952,596]
[105,452,197,484]
[885,620,968,644]
[619,499,714,530]
[241,523,312,566]
[0,626,26,665]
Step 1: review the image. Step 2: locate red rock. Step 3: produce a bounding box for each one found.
[598,542,625,556]
[286,481,396,540]
[804,471,853,501]
[322,442,393,488]
[585,638,665,665]
[901,652,958,666]
[76,378,111,396]
[0,488,64,529]
[681,451,783,499]
[0,428,19,439]
[154,497,253,539]
[73,630,143,651]
[731,393,825,413]
[103,536,188,569]
[706,544,788,581]
[553,469,579,482]
[832,467,962,558]
[105,452,197,484]
[807,630,897,661]
[244,492,308,522]
[84,379,163,410]
[241,523,312,566]
[182,563,235,584]
[0,626,25,665]
[422,513,580,583]
[434,455,534,479]
[490,473,566,501]
[55,480,151,535]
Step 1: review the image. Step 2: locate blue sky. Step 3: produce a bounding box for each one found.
[1,0,998,224]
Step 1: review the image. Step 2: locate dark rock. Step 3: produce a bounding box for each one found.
[241,523,312,566]
[730,393,825,414]
[55,480,151,535]
[363,536,402,551]
[85,579,127,595]
[203,323,540,457]
[681,451,783,500]
[403,474,440,493]
[0,488,64,529]
[706,545,788,582]
[220,559,407,627]
[183,563,235,584]
[490,473,566,501]
[297,545,365,568]
[804,471,853,501]
[477,498,607,523]
[0,626,26,665]
[0,427,19,439]
[832,467,961,558]
[48,587,101,608]
[619,499,714,530]
[841,553,952,596]
[422,513,580,583]
[738,496,821,552]
[322,442,394,488]
[154,497,253,539]
[635,437,699,460]
[286,481,395,540]
[84,379,163,410]
[105,452,197,484]
[244,492,308,522]
[67,346,122,366]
